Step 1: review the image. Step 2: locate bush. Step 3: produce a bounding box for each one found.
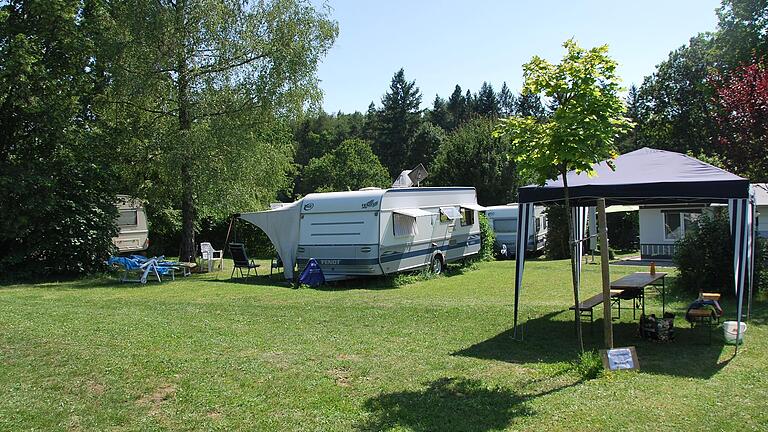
[607,211,639,251]
[673,209,733,295]
[478,213,495,261]
[573,350,603,381]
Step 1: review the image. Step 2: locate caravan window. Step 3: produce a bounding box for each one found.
[439,207,461,223]
[663,211,700,240]
[460,208,475,227]
[393,213,418,237]
[493,218,517,233]
[117,210,138,227]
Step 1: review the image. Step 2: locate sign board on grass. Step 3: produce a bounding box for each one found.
[600,346,639,371]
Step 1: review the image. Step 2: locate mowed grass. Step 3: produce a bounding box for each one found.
[1,259,766,431]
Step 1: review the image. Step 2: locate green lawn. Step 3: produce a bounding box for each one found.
[1,259,766,431]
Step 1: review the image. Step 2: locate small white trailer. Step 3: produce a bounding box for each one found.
[485,204,546,258]
[240,187,483,281]
[112,195,149,253]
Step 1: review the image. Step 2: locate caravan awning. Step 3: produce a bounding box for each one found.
[461,204,486,211]
[439,206,461,220]
[394,208,434,218]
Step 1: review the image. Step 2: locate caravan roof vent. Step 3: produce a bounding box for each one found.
[359,187,383,191]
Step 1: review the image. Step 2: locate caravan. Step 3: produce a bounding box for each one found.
[112,195,149,253]
[241,187,483,281]
[485,204,546,258]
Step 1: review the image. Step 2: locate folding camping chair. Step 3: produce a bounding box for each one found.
[270,255,283,276]
[229,243,260,280]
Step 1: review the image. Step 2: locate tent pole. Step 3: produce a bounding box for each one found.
[597,199,613,349]
[562,171,584,352]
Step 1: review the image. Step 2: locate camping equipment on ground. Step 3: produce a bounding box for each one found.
[639,313,675,341]
[229,242,259,279]
[723,321,747,344]
[298,258,325,287]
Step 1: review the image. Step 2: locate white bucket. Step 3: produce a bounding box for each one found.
[723,321,747,344]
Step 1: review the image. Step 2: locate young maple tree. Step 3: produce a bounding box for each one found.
[493,39,632,351]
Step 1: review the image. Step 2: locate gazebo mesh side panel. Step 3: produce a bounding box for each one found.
[513,203,533,339]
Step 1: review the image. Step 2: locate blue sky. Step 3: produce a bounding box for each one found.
[316,0,722,113]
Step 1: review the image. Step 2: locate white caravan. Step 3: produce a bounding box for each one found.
[240,187,484,281]
[485,204,546,257]
[112,195,149,253]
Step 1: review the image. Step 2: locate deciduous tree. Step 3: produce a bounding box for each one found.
[103,0,337,261]
[712,59,768,181]
[493,39,632,351]
[302,139,391,192]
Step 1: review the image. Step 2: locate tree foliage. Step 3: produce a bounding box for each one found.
[634,35,718,155]
[302,139,391,193]
[101,0,337,260]
[494,39,632,184]
[432,118,519,206]
[712,59,768,181]
[0,0,118,276]
[376,68,422,176]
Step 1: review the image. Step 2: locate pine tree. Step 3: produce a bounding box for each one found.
[498,82,516,116]
[446,85,466,130]
[465,89,476,119]
[515,92,547,119]
[476,82,500,118]
[427,95,451,130]
[377,68,422,175]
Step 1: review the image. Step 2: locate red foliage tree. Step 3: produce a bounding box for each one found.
[712,59,768,181]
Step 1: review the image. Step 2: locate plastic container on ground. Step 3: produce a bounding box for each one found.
[723,321,747,344]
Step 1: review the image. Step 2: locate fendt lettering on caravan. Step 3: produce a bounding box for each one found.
[240,187,484,281]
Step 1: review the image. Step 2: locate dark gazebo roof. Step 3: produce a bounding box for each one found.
[518,147,749,206]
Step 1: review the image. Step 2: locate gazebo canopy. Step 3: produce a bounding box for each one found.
[518,147,750,206]
[512,147,754,350]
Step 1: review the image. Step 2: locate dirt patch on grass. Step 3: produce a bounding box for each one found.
[207,410,223,420]
[336,353,359,361]
[329,367,351,387]
[87,380,105,395]
[137,383,176,415]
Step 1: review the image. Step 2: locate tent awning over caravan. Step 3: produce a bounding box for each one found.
[240,201,302,279]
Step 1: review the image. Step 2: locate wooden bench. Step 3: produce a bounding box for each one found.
[688,308,718,344]
[569,290,627,323]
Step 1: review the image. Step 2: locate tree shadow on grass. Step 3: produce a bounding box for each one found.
[356,376,580,432]
[454,310,732,379]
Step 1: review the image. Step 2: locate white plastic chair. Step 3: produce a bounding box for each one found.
[200,242,224,272]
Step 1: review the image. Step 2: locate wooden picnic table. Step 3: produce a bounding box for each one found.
[610,272,668,316]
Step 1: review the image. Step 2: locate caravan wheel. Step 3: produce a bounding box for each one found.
[430,255,444,274]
